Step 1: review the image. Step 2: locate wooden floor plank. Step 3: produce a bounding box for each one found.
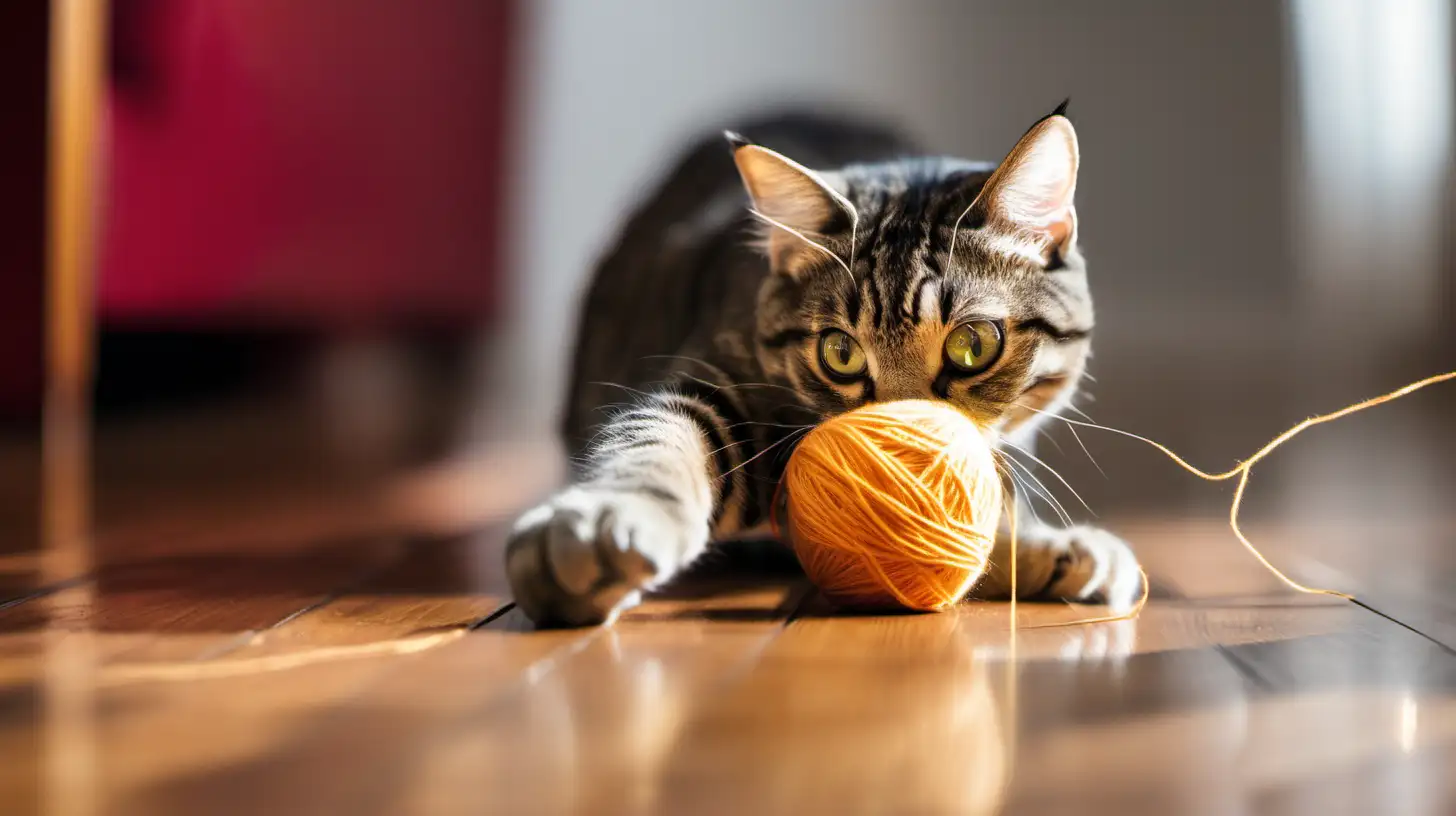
[107,571,807,815]
[216,532,511,656]
[1002,518,1456,814]
[47,533,499,806]
[0,538,418,816]
[5,530,509,813]
[1283,519,1456,653]
[0,554,44,607]
[0,536,405,684]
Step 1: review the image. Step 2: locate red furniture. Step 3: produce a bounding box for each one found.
[102,0,516,330]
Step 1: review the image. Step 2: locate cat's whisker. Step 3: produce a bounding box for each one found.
[703,435,761,458]
[771,427,814,470]
[997,451,1070,527]
[748,209,853,284]
[1019,465,1072,528]
[1010,474,1061,529]
[998,437,1095,518]
[589,381,655,400]
[1037,427,1066,456]
[723,419,816,431]
[995,456,1048,529]
[997,441,1074,522]
[1022,405,1226,480]
[726,382,815,396]
[641,357,818,405]
[1065,403,1096,422]
[668,372,732,393]
[1064,421,1108,479]
[640,353,729,375]
[720,425,813,480]
[946,204,974,275]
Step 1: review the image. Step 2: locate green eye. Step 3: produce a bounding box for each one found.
[818,330,868,379]
[944,320,1004,374]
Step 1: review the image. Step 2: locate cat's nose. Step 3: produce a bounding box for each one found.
[873,382,934,404]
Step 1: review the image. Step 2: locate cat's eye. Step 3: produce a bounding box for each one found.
[943,320,1004,374]
[818,330,868,380]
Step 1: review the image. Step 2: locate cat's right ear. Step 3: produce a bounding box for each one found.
[727,132,854,273]
[968,111,1080,264]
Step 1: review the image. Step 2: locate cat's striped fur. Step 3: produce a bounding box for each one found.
[507,106,1140,626]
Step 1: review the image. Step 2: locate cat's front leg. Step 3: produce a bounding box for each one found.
[506,393,728,627]
[970,521,1143,612]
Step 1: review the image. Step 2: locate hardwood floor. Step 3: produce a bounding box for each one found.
[1,404,1453,815]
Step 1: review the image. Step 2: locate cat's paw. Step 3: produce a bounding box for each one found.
[505,487,701,627]
[1042,525,1143,612]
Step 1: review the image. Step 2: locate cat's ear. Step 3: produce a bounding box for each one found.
[727,132,853,272]
[972,108,1080,263]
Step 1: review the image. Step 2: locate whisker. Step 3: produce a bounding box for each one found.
[1021,405,1239,482]
[641,353,729,375]
[945,186,984,275]
[995,456,1047,529]
[721,425,813,480]
[670,372,730,393]
[722,418,816,431]
[638,355,818,404]
[1064,421,1108,479]
[704,435,761,458]
[998,437,1095,518]
[1065,403,1095,422]
[589,381,654,399]
[997,451,1070,527]
[1036,427,1065,456]
[1017,462,1072,528]
[748,209,853,284]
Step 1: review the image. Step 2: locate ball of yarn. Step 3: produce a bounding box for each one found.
[781,400,1003,611]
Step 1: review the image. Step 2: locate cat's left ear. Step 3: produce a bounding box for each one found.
[973,105,1080,263]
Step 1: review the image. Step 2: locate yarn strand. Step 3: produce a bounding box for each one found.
[1032,370,1456,605]
[775,372,1451,629]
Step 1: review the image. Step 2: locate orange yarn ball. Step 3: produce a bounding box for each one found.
[781,400,1003,611]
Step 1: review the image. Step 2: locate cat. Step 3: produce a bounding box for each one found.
[505,103,1141,626]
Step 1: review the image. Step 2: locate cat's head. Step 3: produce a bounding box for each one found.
[733,105,1091,440]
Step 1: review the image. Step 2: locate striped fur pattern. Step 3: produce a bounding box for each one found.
[507,107,1140,626]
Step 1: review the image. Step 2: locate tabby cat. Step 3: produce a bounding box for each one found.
[506,103,1140,626]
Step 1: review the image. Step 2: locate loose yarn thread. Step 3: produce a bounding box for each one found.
[1033,369,1456,629]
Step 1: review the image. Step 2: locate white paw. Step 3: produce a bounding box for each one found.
[1043,526,1143,612]
[505,486,703,627]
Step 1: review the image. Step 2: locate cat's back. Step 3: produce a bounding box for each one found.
[562,111,919,445]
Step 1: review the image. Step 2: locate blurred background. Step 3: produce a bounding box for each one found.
[0,0,1452,567]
